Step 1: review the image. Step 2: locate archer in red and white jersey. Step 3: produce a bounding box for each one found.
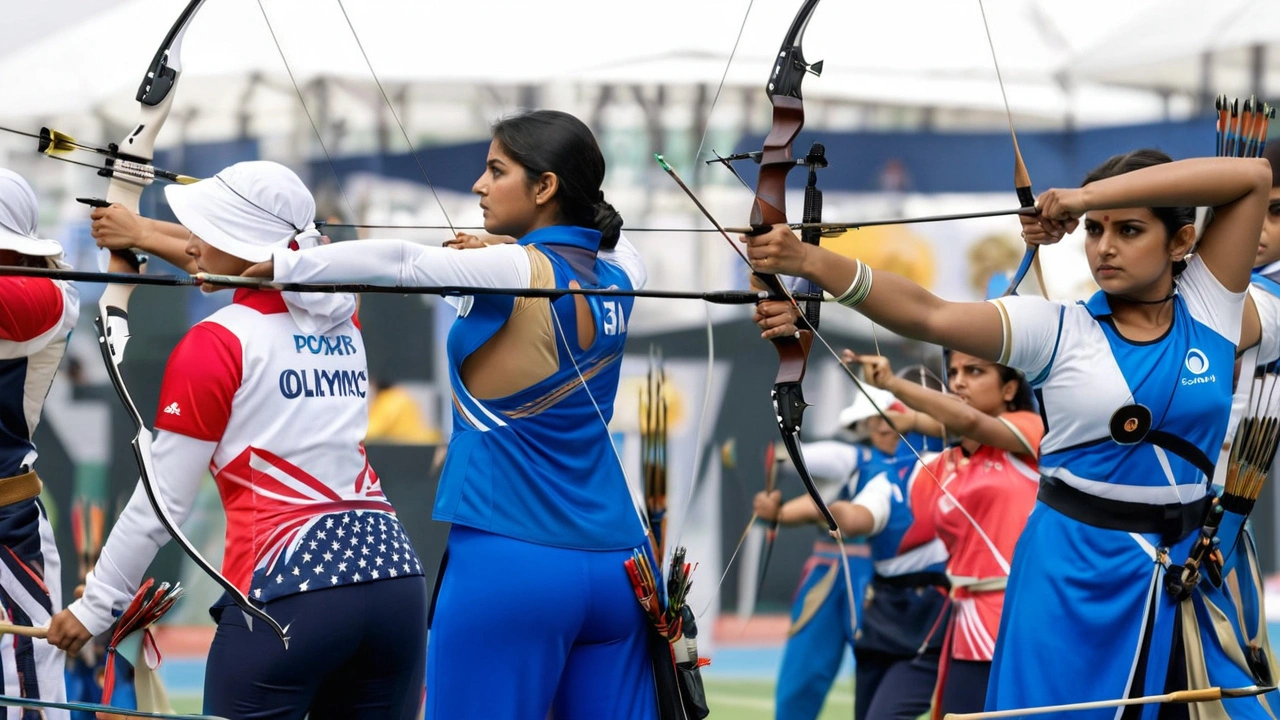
[47,162,427,720]
[0,168,79,719]
[833,349,1040,718]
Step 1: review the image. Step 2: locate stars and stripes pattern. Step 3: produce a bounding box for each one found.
[248,509,422,603]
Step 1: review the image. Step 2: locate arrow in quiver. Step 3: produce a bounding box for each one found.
[100,579,186,717]
[1216,94,1275,159]
[641,346,670,562]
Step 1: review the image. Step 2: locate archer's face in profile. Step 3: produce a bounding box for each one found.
[473,139,543,240]
[185,234,252,293]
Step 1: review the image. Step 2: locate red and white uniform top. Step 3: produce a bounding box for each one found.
[71,289,419,635]
[0,275,79,477]
[911,410,1041,661]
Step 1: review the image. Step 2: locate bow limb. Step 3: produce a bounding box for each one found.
[977,0,1048,299]
[96,0,290,647]
[1000,129,1047,298]
[743,442,780,625]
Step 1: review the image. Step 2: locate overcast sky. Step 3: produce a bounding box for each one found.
[0,0,127,57]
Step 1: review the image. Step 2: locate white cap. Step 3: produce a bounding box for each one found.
[167,161,356,335]
[838,386,904,428]
[164,161,318,263]
[0,169,64,258]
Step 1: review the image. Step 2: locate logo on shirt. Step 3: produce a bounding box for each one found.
[1184,349,1209,375]
[1180,348,1217,387]
[279,368,368,399]
[163,402,181,416]
[293,334,359,356]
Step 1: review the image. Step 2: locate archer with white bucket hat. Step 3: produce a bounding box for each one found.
[48,161,428,720]
[0,167,80,718]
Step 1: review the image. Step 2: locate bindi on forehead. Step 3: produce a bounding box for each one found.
[1103,215,1109,222]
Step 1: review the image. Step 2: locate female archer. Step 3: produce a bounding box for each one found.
[242,110,656,720]
[746,152,1272,718]
[0,168,79,718]
[46,161,428,720]
[757,347,1039,717]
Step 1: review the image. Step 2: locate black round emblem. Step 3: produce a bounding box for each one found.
[1109,404,1152,445]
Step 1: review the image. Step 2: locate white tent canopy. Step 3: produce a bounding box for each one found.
[1069,0,1280,100]
[1,0,1173,140]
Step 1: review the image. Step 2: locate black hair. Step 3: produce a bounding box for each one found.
[491,110,623,249]
[996,363,1037,413]
[1082,149,1195,275]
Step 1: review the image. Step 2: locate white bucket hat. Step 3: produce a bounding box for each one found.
[166,161,354,334]
[165,160,318,263]
[838,386,904,428]
[0,169,64,258]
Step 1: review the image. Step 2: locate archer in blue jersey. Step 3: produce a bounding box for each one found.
[268,111,654,720]
[764,387,904,720]
[745,151,1271,718]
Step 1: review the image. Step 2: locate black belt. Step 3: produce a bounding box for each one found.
[1038,475,1210,544]
[872,571,950,590]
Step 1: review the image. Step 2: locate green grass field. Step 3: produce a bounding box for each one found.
[704,678,855,718]
[169,678,857,718]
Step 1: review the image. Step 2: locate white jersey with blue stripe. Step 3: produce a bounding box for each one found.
[990,255,1243,505]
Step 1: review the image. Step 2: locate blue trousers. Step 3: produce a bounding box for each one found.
[775,546,872,720]
[426,526,657,720]
[204,576,427,720]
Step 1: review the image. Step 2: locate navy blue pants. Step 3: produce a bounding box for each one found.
[854,651,939,720]
[940,659,991,717]
[204,576,427,719]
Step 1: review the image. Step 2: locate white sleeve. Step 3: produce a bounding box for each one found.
[987,296,1066,384]
[67,431,215,636]
[1178,254,1246,345]
[794,441,861,485]
[1252,286,1280,366]
[599,234,647,289]
[850,471,896,536]
[273,239,532,290]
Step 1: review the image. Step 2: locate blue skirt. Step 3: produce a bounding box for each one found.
[986,501,1274,720]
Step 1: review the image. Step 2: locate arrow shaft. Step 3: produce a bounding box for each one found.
[319,206,1036,235]
[0,265,822,303]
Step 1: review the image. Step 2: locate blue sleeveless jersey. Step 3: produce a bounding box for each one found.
[434,226,644,550]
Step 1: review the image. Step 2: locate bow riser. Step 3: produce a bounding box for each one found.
[750,98,804,228]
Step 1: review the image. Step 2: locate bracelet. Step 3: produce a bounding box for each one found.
[834,260,874,308]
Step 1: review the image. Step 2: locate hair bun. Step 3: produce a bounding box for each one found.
[593,199,624,249]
